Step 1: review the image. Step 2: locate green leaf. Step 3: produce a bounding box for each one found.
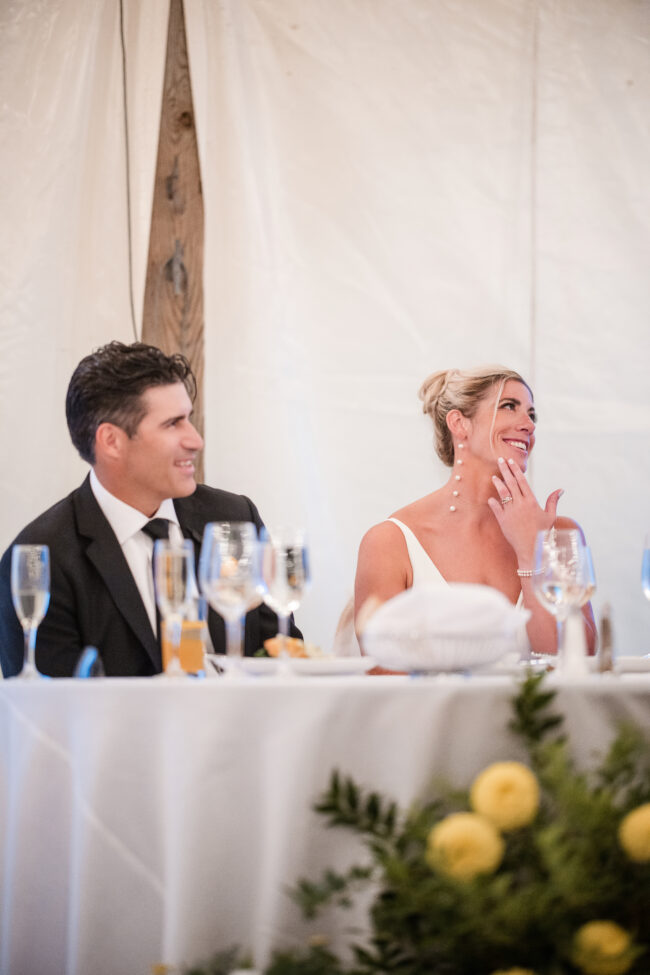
[508,672,564,759]
[266,944,349,975]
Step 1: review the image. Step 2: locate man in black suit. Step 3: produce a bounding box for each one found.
[0,342,300,677]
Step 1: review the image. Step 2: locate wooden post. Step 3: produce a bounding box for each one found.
[142,0,205,483]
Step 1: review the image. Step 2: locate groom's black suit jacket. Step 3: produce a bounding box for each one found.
[0,476,300,677]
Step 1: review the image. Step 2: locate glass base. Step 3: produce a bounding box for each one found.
[15,662,43,680]
[163,654,186,677]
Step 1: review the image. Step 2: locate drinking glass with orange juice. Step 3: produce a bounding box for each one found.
[153,539,199,676]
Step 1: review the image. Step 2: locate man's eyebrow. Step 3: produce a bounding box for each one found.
[162,413,188,425]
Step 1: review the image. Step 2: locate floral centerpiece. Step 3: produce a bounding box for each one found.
[176,675,650,975]
[288,674,650,975]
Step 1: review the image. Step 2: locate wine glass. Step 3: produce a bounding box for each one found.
[261,527,310,658]
[10,544,51,679]
[580,546,597,605]
[642,533,650,602]
[198,522,261,661]
[153,539,198,676]
[533,529,590,676]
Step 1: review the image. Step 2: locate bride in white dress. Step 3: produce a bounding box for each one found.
[353,365,596,659]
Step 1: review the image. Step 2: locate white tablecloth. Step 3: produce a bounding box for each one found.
[1,673,649,975]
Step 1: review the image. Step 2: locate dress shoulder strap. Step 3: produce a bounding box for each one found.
[386,518,447,587]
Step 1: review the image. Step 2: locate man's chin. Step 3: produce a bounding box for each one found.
[173,478,198,498]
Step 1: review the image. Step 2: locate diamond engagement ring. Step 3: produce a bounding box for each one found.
[501,496,513,505]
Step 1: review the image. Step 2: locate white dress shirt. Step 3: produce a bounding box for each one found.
[89,470,184,634]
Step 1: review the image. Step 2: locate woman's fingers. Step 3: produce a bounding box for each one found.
[544,488,564,521]
[491,474,514,505]
[495,457,522,498]
[498,457,533,497]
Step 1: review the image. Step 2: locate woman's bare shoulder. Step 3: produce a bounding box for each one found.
[356,519,412,604]
[359,518,408,553]
[390,489,445,524]
[359,488,446,558]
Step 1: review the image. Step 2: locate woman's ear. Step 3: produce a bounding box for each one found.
[446,409,470,440]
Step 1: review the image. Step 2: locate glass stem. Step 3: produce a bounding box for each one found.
[23,625,38,676]
[164,615,185,675]
[278,613,290,658]
[558,606,588,677]
[225,618,244,657]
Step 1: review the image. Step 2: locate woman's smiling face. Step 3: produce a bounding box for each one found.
[468,379,536,471]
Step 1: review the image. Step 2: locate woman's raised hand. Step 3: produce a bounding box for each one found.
[487,456,563,565]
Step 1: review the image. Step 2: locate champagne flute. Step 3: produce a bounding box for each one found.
[533,529,589,676]
[261,527,310,658]
[153,539,197,676]
[10,544,51,679]
[198,522,261,661]
[642,533,650,602]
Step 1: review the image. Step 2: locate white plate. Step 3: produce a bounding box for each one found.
[206,655,375,677]
[288,656,375,676]
[206,655,280,676]
[614,655,650,673]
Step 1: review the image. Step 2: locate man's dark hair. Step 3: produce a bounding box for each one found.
[66,341,197,464]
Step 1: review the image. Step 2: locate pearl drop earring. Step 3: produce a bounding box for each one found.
[450,443,465,511]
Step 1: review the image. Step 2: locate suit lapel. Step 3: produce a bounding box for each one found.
[74,477,161,670]
[174,502,204,573]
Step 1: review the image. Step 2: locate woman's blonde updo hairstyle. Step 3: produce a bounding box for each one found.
[418,365,531,467]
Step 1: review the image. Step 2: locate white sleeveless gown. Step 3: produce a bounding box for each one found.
[332,518,523,655]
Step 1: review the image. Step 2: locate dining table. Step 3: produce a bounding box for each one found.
[1,664,649,975]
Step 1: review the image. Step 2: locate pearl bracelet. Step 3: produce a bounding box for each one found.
[516,568,535,577]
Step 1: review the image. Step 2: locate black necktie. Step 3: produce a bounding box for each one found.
[141,519,170,647]
[141,518,170,543]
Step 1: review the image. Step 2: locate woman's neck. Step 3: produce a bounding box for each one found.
[444,455,500,515]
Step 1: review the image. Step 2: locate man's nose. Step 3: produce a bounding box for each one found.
[185,422,204,450]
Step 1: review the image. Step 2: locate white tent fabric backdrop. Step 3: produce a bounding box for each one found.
[0,0,648,656]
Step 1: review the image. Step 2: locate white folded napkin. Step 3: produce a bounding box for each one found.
[361,583,530,671]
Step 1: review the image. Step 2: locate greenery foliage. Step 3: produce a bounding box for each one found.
[180,674,650,975]
[181,947,252,975]
[287,674,650,975]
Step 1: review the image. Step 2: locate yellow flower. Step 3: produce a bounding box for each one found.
[490,969,537,975]
[571,921,638,975]
[618,802,650,862]
[470,761,540,831]
[426,812,504,880]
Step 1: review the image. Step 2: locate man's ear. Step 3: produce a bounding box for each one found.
[446,409,470,440]
[95,422,125,462]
